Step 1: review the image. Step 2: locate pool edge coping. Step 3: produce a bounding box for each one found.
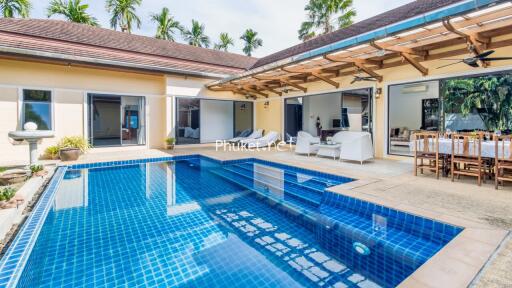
[0,166,68,288]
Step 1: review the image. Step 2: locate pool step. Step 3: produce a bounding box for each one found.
[210,168,320,214]
[230,162,341,190]
[218,166,323,206]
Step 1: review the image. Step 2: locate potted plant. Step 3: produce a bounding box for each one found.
[0,186,16,208]
[165,137,176,150]
[30,164,47,177]
[58,136,90,161]
[44,145,60,160]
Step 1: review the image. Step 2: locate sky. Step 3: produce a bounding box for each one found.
[29,0,413,58]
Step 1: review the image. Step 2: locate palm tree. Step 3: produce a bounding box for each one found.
[106,0,141,33]
[182,20,210,48]
[240,29,262,57]
[47,0,99,26]
[214,32,234,52]
[0,0,31,18]
[150,7,182,41]
[298,0,356,41]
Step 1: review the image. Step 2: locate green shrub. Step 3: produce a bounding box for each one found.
[58,136,91,153]
[0,187,16,201]
[44,145,60,159]
[165,137,175,145]
[30,164,44,174]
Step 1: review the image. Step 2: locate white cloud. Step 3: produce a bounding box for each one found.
[29,0,414,58]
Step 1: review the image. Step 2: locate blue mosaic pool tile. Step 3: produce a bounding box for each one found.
[2,156,464,288]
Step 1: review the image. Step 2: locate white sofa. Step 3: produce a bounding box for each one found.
[332,131,374,164]
[294,131,320,156]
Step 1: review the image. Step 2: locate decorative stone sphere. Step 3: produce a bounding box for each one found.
[23,122,38,131]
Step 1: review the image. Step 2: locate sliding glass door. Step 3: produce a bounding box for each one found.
[88,94,145,147]
[284,89,373,141]
[176,98,200,145]
[341,88,373,134]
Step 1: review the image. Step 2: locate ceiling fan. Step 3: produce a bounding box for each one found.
[351,76,377,84]
[437,50,512,69]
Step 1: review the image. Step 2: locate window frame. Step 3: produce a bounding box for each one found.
[18,88,55,131]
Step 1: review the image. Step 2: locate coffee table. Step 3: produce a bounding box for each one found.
[314,143,341,160]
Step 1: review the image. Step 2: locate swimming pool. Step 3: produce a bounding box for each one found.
[1,156,462,287]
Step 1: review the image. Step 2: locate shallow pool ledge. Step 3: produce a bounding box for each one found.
[325,186,509,288]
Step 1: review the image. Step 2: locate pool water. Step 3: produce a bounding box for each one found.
[15,157,462,287]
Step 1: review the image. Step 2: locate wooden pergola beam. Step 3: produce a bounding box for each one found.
[369,41,428,57]
[242,86,269,98]
[324,54,382,67]
[311,72,340,88]
[257,84,282,96]
[442,18,490,67]
[280,79,307,92]
[281,66,340,88]
[253,75,308,93]
[371,41,428,76]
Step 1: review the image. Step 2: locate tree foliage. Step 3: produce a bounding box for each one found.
[150,7,182,41]
[106,0,141,33]
[240,29,262,56]
[182,19,210,48]
[0,0,31,18]
[214,32,234,52]
[298,0,356,41]
[47,0,99,26]
[442,74,512,131]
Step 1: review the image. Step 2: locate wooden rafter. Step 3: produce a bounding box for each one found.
[323,54,382,67]
[371,41,428,76]
[257,84,282,96]
[352,62,383,82]
[442,18,490,54]
[253,75,308,93]
[281,66,340,88]
[242,86,269,98]
[280,79,307,93]
[311,72,340,88]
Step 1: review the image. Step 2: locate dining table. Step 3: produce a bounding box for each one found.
[410,138,512,177]
[410,138,511,158]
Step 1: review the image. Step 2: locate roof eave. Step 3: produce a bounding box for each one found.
[207,0,505,87]
[0,45,234,79]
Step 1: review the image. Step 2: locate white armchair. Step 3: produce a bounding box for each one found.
[332,131,374,164]
[295,131,321,156]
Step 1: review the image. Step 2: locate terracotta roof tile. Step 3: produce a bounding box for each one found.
[0,18,257,76]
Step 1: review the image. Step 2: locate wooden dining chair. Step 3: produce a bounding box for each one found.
[413,132,442,179]
[451,133,485,186]
[495,135,512,189]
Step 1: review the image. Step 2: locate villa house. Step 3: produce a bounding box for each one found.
[1,0,512,165]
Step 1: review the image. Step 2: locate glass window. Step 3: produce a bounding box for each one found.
[388,81,439,156]
[22,89,52,130]
[440,73,512,133]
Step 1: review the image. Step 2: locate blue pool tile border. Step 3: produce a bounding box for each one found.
[0,167,68,288]
[65,154,201,170]
[65,155,353,184]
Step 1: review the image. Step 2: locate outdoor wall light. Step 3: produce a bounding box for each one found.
[264,101,270,109]
[375,88,382,99]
